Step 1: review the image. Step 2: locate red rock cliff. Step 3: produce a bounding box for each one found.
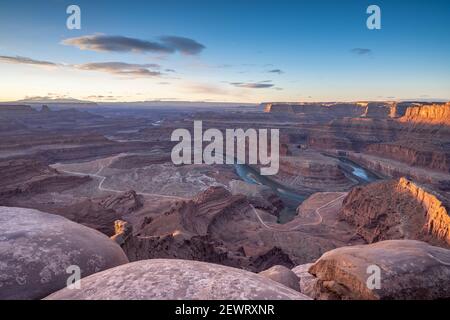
[340,178,450,247]
[399,103,450,125]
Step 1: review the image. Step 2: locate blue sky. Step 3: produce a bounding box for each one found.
[0,0,449,102]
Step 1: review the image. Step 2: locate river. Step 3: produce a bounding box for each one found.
[234,156,380,223]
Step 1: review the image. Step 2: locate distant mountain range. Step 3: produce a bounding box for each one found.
[13,97,95,104]
[1,98,257,109]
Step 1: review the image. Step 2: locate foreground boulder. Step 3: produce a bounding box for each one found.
[309,240,450,300]
[291,263,318,299]
[259,265,300,291]
[0,206,129,300]
[45,259,311,300]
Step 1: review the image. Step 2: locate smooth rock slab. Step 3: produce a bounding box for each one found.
[309,240,450,300]
[0,206,129,300]
[45,259,311,300]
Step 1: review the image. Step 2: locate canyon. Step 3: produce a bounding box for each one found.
[1,100,450,300]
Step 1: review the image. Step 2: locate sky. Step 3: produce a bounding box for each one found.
[0,0,449,103]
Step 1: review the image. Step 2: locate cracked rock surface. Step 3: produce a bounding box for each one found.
[45,259,311,300]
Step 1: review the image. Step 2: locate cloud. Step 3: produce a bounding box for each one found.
[74,62,162,77]
[62,35,171,53]
[20,95,84,102]
[230,81,274,89]
[0,54,166,78]
[62,34,205,55]
[351,48,372,55]
[267,69,284,74]
[159,36,205,55]
[188,83,228,95]
[216,64,233,69]
[0,55,58,67]
[84,95,121,100]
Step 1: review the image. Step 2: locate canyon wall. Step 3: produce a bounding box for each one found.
[340,178,450,246]
[362,102,392,119]
[366,143,450,173]
[346,151,450,191]
[398,177,450,245]
[399,103,450,125]
[277,156,353,191]
[264,103,365,119]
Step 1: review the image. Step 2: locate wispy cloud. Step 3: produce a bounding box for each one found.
[229,81,274,89]
[188,83,228,95]
[0,54,164,78]
[74,62,162,77]
[62,34,205,55]
[84,95,121,101]
[62,35,170,53]
[0,55,58,67]
[267,69,284,74]
[350,48,372,55]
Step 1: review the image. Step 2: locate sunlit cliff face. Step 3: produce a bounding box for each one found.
[399,103,450,125]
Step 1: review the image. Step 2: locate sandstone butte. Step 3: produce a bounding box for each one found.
[399,102,450,125]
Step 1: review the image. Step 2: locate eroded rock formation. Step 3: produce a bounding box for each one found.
[366,141,450,173]
[340,178,450,246]
[229,180,284,216]
[112,187,295,271]
[275,153,355,192]
[263,103,365,121]
[57,190,143,235]
[399,103,450,125]
[0,159,90,202]
[362,102,392,119]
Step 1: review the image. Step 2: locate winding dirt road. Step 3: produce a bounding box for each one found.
[56,154,347,232]
[251,193,347,232]
[56,155,188,201]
